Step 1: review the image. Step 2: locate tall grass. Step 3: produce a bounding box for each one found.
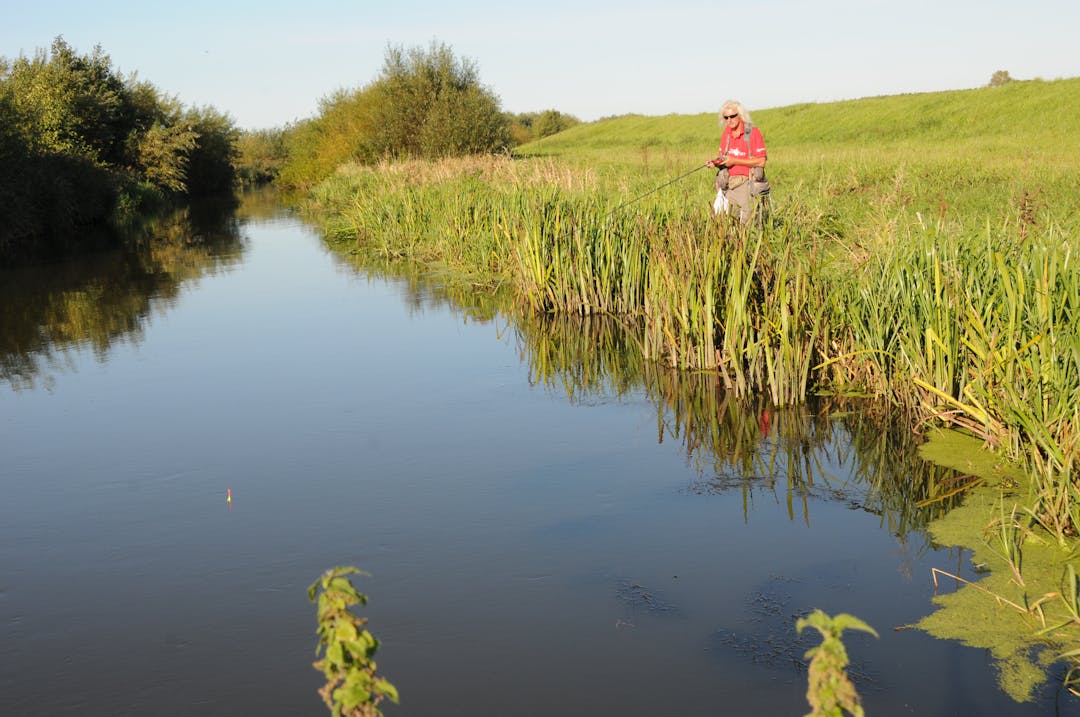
[304,79,1080,540]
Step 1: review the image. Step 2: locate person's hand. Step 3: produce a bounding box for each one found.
[707,157,725,168]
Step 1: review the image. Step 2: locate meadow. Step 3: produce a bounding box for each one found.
[305,78,1079,559]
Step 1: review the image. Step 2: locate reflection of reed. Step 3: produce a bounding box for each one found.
[331,255,968,539]
[315,156,1077,541]
[509,310,965,539]
[0,199,244,390]
[330,251,509,325]
[513,311,647,401]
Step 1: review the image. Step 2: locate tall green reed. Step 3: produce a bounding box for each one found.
[306,153,1079,537]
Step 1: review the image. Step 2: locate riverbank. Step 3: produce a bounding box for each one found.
[305,145,1077,539]
[301,83,1080,700]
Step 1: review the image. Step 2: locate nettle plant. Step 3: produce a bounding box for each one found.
[308,566,399,717]
[797,610,878,717]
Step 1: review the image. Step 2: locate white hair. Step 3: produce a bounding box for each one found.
[719,100,751,127]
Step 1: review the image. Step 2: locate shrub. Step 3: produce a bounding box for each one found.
[183,105,239,196]
[364,41,508,159]
[236,127,288,185]
[989,70,1015,87]
[278,41,510,187]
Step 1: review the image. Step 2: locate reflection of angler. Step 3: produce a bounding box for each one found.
[227,487,232,510]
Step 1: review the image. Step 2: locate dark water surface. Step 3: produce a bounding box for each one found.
[2,194,1076,716]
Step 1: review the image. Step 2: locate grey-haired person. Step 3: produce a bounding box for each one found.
[707,100,768,223]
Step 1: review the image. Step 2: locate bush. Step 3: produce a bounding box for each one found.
[507,109,581,146]
[183,106,239,196]
[0,89,118,263]
[278,89,379,187]
[364,41,509,159]
[236,127,288,185]
[0,36,240,261]
[278,41,510,187]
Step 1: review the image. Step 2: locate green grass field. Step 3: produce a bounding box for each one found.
[522,76,1080,226]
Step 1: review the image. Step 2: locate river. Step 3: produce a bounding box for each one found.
[1,192,1075,716]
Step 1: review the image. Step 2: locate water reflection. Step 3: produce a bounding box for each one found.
[4,198,965,537]
[327,248,969,545]
[515,312,967,540]
[3,197,1066,715]
[235,186,303,224]
[0,200,245,390]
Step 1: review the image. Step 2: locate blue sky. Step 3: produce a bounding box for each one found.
[4,0,1078,130]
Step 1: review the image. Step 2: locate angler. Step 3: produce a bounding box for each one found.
[707,99,770,223]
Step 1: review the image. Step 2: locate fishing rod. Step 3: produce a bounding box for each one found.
[602,162,711,219]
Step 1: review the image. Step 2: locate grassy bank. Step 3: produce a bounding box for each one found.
[305,79,1079,546]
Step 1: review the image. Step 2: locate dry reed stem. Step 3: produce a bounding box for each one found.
[930,567,1029,615]
[335,155,599,193]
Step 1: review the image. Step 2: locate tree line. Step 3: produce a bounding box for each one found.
[0,37,239,263]
[244,41,579,188]
[1,38,577,263]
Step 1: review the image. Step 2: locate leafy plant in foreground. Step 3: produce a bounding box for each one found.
[797,610,878,717]
[308,566,399,716]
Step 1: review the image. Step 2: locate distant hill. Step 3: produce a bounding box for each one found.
[519,77,1080,165]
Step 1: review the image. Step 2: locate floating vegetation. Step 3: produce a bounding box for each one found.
[614,579,680,618]
[713,577,812,670]
[917,429,1080,702]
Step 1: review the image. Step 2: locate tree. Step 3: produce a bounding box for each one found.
[534,109,579,139]
[277,88,380,187]
[0,45,122,256]
[127,80,198,193]
[0,37,240,261]
[989,70,1014,87]
[183,106,239,196]
[363,41,509,160]
[277,41,510,186]
[236,127,288,185]
[1,36,237,197]
[3,38,137,165]
[504,109,581,146]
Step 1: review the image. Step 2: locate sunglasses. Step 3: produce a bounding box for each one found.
[722,113,739,120]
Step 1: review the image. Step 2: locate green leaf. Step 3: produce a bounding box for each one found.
[374,677,400,703]
[832,613,879,639]
[328,576,361,600]
[326,641,344,670]
[336,621,358,643]
[796,608,829,635]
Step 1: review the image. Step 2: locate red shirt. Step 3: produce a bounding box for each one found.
[718,124,767,177]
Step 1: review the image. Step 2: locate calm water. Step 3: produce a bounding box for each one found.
[1,194,1076,716]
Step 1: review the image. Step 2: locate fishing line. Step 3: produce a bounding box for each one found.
[601,163,711,219]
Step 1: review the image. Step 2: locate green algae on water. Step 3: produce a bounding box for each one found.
[915,429,1080,702]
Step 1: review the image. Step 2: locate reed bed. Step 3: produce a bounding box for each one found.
[307,152,1079,540]
[506,310,965,537]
